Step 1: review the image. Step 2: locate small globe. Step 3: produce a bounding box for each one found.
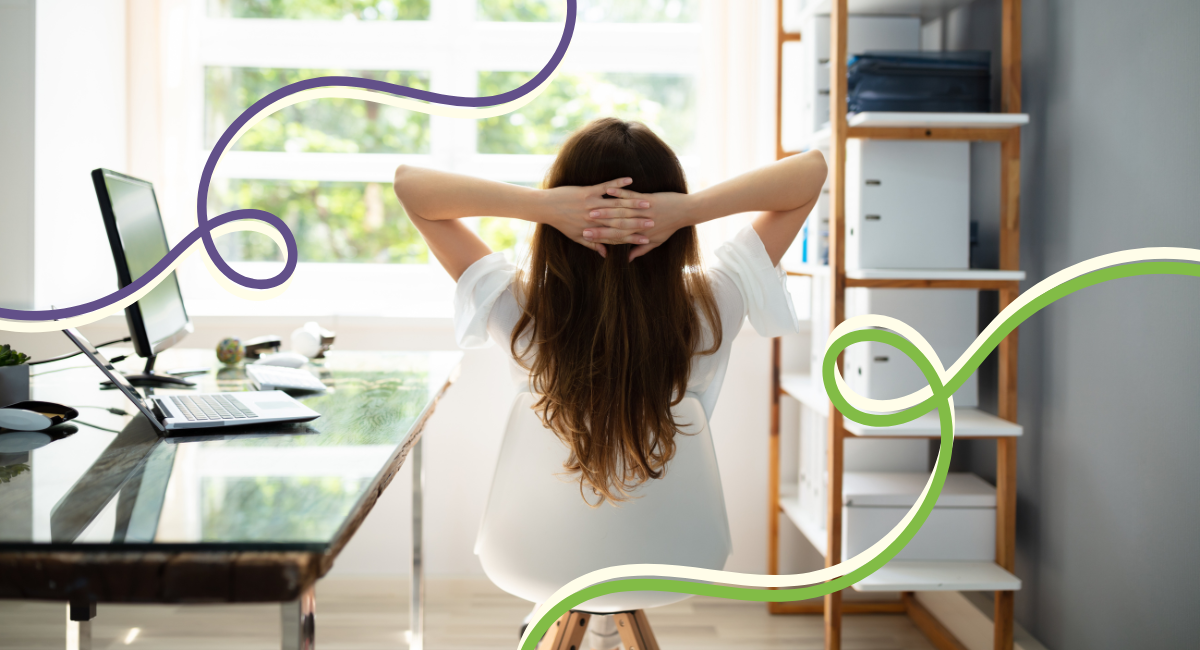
[216,337,244,366]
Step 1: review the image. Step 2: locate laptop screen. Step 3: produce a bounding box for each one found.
[62,328,164,432]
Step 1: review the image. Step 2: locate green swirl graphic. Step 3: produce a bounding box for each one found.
[517,255,1200,650]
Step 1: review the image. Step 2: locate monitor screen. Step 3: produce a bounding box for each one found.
[95,170,190,355]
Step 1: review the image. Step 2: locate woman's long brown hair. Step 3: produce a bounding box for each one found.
[512,118,722,506]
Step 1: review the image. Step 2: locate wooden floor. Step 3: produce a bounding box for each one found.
[0,578,938,650]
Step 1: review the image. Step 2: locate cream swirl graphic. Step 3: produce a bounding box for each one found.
[516,250,1200,650]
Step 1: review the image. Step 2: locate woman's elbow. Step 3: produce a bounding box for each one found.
[393,165,420,212]
[392,164,412,199]
[393,165,433,224]
[808,149,829,180]
[804,150,828,200]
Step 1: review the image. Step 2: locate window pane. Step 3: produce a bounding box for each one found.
[208,0,430,20]
[205,67,430,153]
[478,0,698,22]
[477,71,695,155]
[478,215,536,254]
[210,179,429,264]
[474,182,537,259]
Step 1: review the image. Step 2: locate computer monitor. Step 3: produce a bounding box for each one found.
[91,168,195,387]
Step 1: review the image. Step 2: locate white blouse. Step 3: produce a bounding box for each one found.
[453,225,800,421]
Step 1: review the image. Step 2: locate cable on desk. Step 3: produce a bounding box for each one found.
[28,337,132,365]
[30,361,127,377]
[73,420,123,434]
[76,406,130,416]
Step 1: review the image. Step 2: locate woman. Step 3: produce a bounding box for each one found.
[394,117,824,645]
[393,118,825,504]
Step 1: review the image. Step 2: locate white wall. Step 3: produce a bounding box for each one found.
[0,0,125,313]
[33,0,127,312]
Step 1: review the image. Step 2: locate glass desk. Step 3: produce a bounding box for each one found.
[0,348,461,649]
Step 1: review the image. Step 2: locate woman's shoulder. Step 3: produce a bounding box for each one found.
[453,252,519,348]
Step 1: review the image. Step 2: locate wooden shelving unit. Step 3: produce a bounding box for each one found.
[769,1,1026,648]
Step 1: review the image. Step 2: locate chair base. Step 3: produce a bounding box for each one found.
[537,609,660,650]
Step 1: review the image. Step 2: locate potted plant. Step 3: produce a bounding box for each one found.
[0,344,31,406]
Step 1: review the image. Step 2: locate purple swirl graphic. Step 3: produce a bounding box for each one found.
[0,1,576,322]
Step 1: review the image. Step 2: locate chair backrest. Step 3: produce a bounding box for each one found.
[476,392,731,613]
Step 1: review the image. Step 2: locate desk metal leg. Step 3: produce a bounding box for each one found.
[410,437,425,650]
[66,601,95,650]
[282,585,316,650]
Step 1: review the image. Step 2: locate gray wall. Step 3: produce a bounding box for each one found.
[958,1,1200,648]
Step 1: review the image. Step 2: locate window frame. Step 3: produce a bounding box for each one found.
[185,0,705,317]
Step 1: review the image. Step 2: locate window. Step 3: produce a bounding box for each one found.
[194,0,702,316]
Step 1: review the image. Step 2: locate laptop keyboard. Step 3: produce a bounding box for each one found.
[169,394,256,421]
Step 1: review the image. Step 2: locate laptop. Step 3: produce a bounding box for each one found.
[64,328,320,432]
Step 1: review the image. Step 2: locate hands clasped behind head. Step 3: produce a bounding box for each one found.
[549,177,692,262]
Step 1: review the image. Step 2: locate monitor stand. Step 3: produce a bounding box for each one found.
[121,355,196,388]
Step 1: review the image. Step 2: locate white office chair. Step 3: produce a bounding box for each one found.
[476,392,732,650]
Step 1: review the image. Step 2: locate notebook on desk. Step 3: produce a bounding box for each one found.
[63,328,320,432]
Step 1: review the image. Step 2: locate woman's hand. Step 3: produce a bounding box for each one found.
[584,187,695,261]
[542,177,656,257]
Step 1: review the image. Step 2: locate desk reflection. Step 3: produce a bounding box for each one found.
[5,350,455,549]
[50,415,160,543]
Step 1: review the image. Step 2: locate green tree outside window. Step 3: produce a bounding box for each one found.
[206,67,431,153]
[208,0,430,20]
[478,0,698,22]
[478,71,696,155]
[211,179,429,263]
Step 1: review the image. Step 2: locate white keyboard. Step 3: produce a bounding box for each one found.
[246,364,328,393]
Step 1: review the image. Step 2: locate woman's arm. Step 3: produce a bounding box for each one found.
[392,166,653,280]
[590,150,828,264]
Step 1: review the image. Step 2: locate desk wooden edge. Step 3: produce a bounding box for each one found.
[0,550,322,604]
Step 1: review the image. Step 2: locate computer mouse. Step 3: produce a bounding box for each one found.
[0,409,54,432]
[253,352,309,369]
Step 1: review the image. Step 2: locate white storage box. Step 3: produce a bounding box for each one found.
[844,288,979,407]
[797,406,930,539]
[846,140,971,270]
[842,472,996,562]
[794,15,921,137]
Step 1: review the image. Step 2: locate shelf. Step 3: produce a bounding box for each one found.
[785,267,1026,285]
[780,493,828,556]
[845,268,1025,289]
[847,407,1021,438]
[846,269,1025,280]
[848,112,1030,129]
[792,113,1027,151]
[780,373,829,417]
[800,0,979,22]
[852,561,1021,592]
[779,373,1022,438]
[772,0,1024,636]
